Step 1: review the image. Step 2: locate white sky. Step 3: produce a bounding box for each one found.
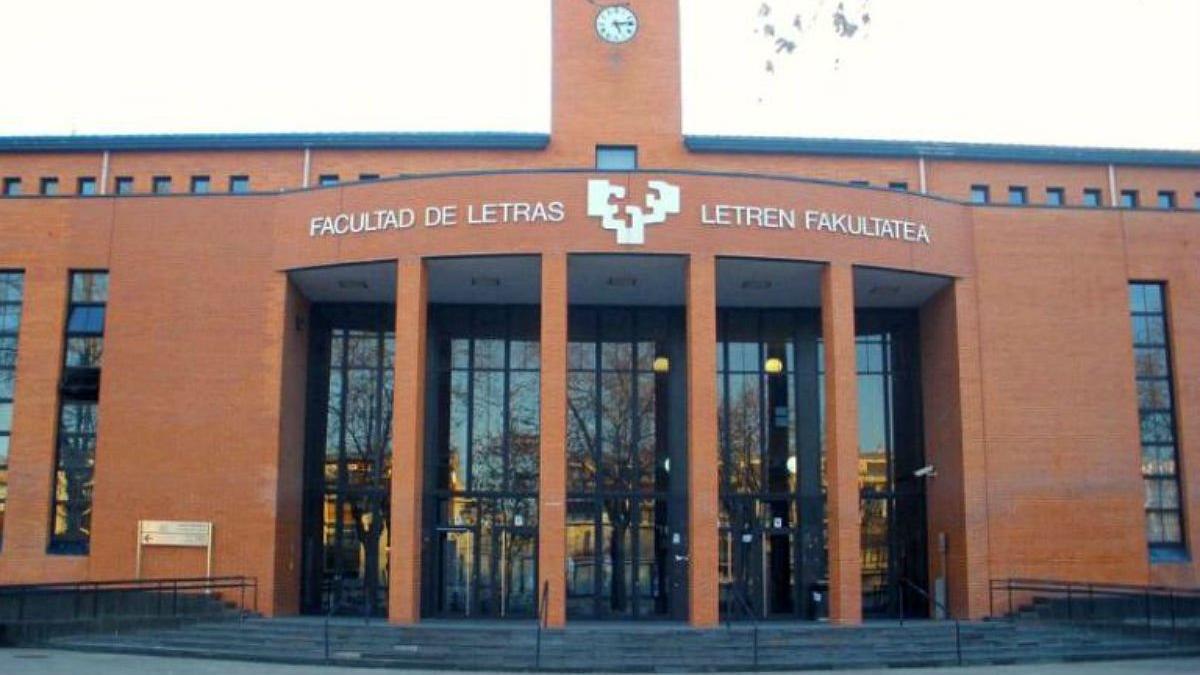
[2,0,1198,150]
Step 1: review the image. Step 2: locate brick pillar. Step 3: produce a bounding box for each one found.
[687,254,719,627]
[919,279,990,619]
[822,262,862,624]
[390,256,427,624]
[539,252,568,627]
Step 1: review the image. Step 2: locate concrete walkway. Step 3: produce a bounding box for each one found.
[2,649,1199,675]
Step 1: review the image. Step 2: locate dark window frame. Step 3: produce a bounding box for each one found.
[1157,191,1176,209]
[76,177,97,196]
[1045,187,1065,206]
[1129,281,1187,560]
[114,176,134,195]
[1008,186,1028,205]
[190,175,211,194]
[318,174,339,187]
[49,270,108,555]
[2,178,21,196]
[40,177,59,196]
[228,175,250,193]
[1120,189,1139,209]
[1082,188,1103,207]
[151,176,172,195]
[969,185,990,204]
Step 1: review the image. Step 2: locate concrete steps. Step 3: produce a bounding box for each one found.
[46,617,1200,671]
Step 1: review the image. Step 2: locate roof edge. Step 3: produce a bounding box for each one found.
[684,135,1200,168]
[0,132,550,153]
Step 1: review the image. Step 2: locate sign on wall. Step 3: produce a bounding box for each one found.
[135,520,214,578]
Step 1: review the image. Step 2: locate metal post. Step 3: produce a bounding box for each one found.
[753,624,759,670]
[1066,585,1072,621]
[899,581,905,626]
[1007,581,1014,622]
[240,583,246,623]
[1145,588,1152,637]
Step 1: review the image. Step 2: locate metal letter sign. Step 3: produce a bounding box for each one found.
[136,520,214,579]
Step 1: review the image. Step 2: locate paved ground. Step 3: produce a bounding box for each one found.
[1,650,1199,675]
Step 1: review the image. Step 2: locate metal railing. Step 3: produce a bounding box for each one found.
[535,580,550,669]
[723,584,760,670]
[990,578,1200,643]
[0,575,257,636]
[899,577,961,665]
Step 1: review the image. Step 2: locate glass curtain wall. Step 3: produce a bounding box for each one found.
[301,305,394,617]
[565,307,688,620]
[855,312,927,618]
[426,305,540,619]
[717,309,825,620]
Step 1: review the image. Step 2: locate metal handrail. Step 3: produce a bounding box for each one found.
[989,577,1200,643]
[535,579,550,669]
[0,575,258,631]
[899,577,962,666]
[723,583,760,670]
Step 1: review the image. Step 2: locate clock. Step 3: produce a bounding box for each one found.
[595,5,638,44]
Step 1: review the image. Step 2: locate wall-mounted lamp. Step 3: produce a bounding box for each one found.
[764,356,784,375]
[653,356,670,374]
[786,456,797,475]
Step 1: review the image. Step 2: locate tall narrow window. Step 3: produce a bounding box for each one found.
[1129,282,1186,560]
[0,272,25,548]
[50,271,108,554]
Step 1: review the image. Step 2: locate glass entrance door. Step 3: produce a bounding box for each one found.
[425,305,541,619]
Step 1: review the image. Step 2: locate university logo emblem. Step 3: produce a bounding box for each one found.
[587,179,681,245]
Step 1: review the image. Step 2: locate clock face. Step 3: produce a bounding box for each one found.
[595,6,638,44]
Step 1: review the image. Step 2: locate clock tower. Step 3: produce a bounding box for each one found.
[548,0,685,166]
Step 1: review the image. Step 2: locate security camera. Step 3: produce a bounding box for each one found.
[913,464,937,479]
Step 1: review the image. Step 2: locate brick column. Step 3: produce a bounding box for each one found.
[822,262,862,624]
[539,253,568,627]
[390,256,427,624]
[686,254,719,627]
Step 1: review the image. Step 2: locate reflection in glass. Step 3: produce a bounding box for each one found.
[430,305,540,618]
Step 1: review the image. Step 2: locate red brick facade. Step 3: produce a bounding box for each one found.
[0,1,1197,627]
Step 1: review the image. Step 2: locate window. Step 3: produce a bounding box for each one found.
[190,175,210,194]
[318,174,339,187]
[1046,187,1065,206]
[358,173,380,181]
[0,272,24,548]
[1083,188,1103,207]
[2,178,20,196]
[595,145,637,171]
[1008,186,1027,205]
[50,271,108,554]
[969,185,989,204]
[152,176,171,194]
[77,177,97,196]
[888,182,908,191]
[40,177,59,196]
[1194,192,1200,209]
[228,175,250,193]
[1129,283,1186,560]
[1157,191,1176,209]
[114,177,134,195]
[1120,190,1139,208]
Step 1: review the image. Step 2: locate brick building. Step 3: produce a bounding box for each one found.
[0,1,1197,628]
